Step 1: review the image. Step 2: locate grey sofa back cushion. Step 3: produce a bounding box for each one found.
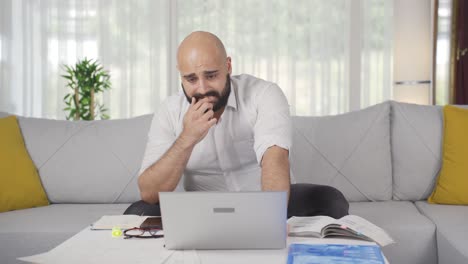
[390,101,443,201]
[391,102,468,201]
[0,112,11,118]
[290,101,392,202]
[17,114,153,203]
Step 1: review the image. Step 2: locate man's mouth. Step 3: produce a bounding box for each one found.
[205,96,218,103]
[195,95,218,103]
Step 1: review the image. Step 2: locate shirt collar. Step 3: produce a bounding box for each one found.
[226,79,238,111]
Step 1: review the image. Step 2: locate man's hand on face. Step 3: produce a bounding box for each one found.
[180,97,218,147]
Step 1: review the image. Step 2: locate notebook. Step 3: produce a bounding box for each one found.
[159,191,288,250]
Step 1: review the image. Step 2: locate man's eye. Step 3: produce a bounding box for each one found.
[206,74,217,79]
[187,78,197,83]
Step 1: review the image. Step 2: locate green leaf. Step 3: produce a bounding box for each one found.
[62,57,112,121]
[61,75,72,81]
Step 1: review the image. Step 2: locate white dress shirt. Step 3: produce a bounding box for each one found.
[139,74,292,191]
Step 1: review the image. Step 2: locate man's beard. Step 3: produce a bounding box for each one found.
[182,74,231,112]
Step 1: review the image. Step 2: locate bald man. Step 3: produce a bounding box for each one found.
[125,31,349,218]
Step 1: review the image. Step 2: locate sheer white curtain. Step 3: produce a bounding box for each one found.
[0,0,170,119]
[0,0,393,119]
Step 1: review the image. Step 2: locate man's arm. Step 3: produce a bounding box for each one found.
[261,145,291,198]
[138,98,216,204]
[138,137,194,204]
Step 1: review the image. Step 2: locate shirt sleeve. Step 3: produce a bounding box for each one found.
[253,83,292,164]
[138,101,177,176]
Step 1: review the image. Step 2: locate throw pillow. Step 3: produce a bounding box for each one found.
[428,105,468,204]
[0,116,49,212]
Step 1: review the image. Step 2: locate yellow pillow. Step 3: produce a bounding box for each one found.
[0,116,49,212]
[428,105,468,204]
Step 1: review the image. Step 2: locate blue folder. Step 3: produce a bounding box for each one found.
[287,243,385,264]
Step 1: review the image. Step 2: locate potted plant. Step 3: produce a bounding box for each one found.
[62,58,111,120]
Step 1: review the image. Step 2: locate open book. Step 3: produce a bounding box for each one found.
[287,215,395,247]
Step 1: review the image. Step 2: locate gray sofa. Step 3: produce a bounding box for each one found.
[1,100,467,264]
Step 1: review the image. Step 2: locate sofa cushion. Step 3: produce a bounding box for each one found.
[0,204,130,233]
[391,102,468,201]
[391,101,443,201]
[0,204,130,264]
[428,105,468,204]
[17,114,153,203]
[0,116,49,212]
[290,101,392,202]
[350,201,437,264]
[415,201,468,264]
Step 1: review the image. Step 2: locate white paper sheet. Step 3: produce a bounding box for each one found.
[18,227,175,264]
[90,215,149,230]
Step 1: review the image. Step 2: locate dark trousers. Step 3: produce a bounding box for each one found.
[124,184,349,219]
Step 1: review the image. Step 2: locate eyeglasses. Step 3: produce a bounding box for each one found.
[123,227,163,239]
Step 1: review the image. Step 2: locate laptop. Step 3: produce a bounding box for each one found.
[159,191,287,250]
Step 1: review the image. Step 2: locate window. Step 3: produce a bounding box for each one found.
[0,0,393,118]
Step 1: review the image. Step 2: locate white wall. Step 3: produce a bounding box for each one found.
[393,0,433,105]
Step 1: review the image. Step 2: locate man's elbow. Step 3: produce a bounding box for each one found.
[138,175,159,204]
[140,191,159,204]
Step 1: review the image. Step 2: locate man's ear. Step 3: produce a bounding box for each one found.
[226,57,232,74]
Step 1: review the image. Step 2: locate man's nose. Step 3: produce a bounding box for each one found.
[198,78,209,92]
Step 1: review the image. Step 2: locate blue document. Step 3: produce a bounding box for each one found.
[287,243,385,264]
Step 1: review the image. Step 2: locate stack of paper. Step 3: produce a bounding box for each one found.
[90,215,149,230]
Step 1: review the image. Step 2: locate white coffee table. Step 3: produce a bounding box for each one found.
[19,227,389,264]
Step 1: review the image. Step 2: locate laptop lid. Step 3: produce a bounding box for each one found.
[159,191,287,250]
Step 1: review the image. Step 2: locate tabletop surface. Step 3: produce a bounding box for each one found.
[19,227,389,264]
